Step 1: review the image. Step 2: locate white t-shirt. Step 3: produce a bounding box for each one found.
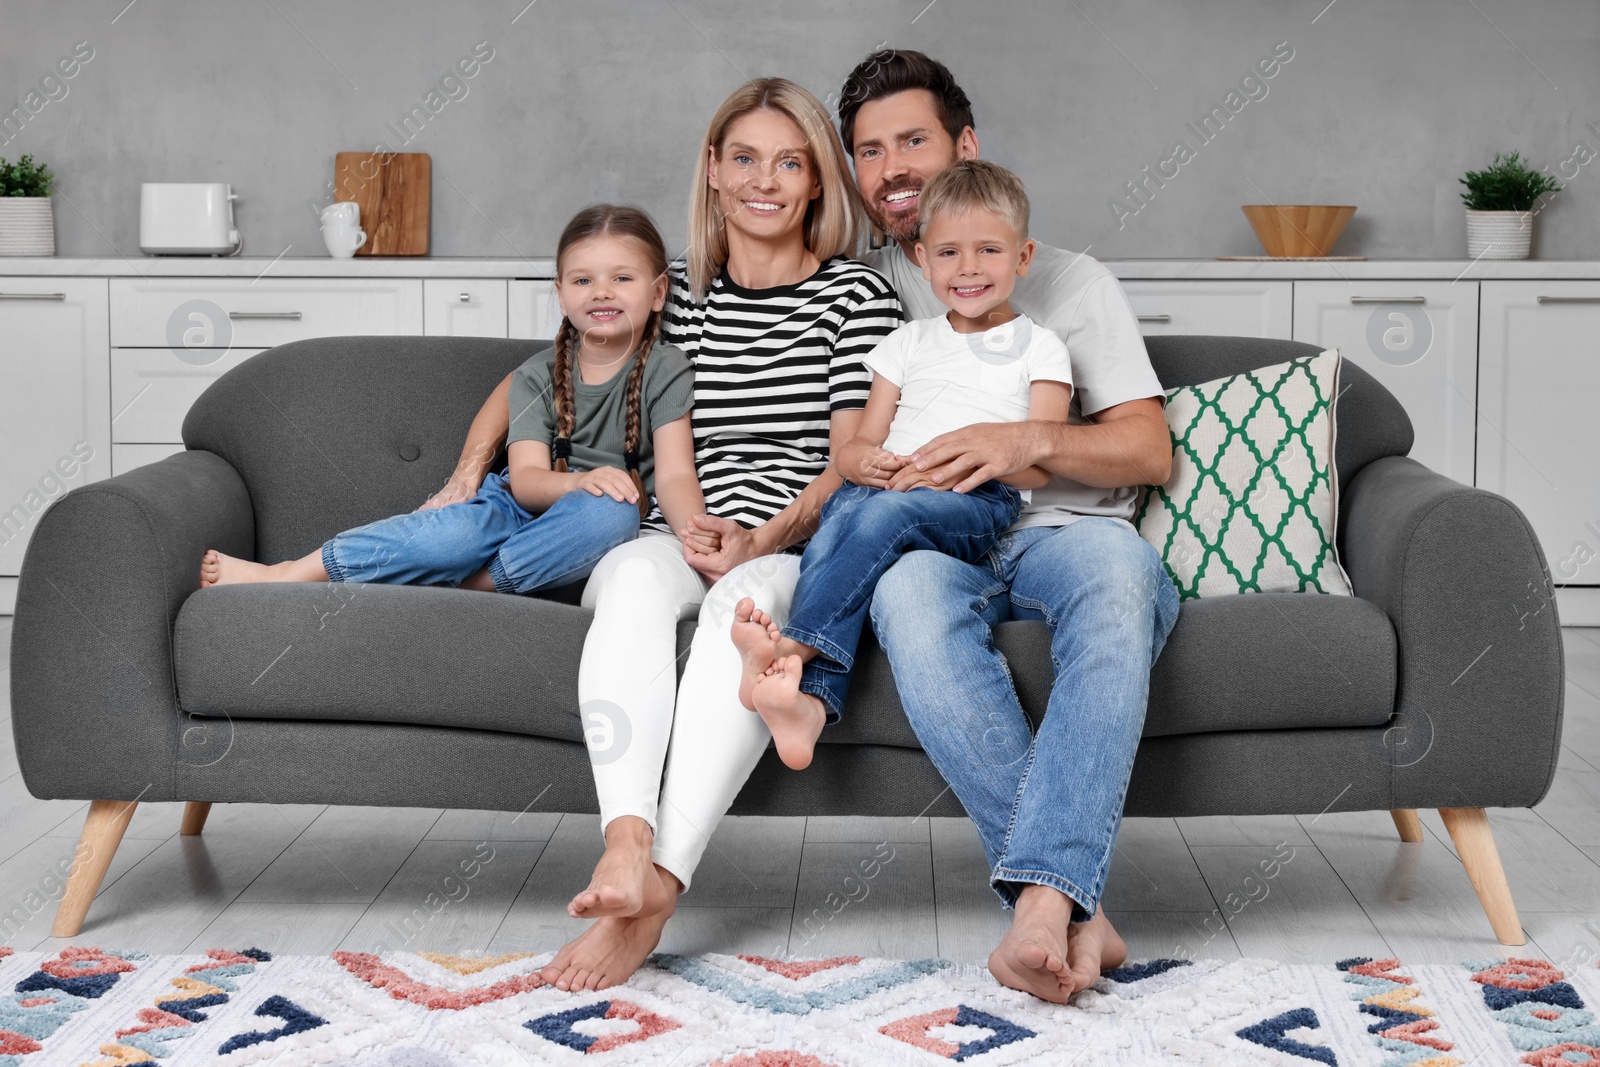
[865,314,1071,458]
[863,241,1165,529]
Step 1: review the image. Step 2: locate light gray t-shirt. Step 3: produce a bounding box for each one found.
[863,241,1164,529]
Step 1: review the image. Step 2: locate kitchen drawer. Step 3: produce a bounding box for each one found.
[509,279,560,341]
[1120,281,1293,338]
[112,347,268,443]
[113,443,187,476]
[424,279,508,337]
[110,278,422,348]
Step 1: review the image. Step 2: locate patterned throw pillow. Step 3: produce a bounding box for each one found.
[1133,349,1352,600]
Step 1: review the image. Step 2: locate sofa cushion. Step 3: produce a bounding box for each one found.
[1134,349,1352,599]
[175,583,1396,745]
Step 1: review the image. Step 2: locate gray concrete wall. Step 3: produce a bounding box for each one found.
[4,0,1598,261]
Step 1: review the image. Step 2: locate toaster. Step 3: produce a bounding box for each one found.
[139,183,242,255]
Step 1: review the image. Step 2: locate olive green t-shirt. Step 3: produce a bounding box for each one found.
[506,341,694,494]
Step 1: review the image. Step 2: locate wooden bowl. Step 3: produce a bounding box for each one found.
[1241,204,1356,257]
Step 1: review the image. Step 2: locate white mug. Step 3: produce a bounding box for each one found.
[322,218,367,258]
[319,201,359,227]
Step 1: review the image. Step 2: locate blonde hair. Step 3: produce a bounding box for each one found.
[918,159,1030,239]
[686,77,863,302]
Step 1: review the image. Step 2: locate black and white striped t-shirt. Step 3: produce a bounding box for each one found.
[655,256,903,530]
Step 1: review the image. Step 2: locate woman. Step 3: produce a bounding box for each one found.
[434,78,902,989]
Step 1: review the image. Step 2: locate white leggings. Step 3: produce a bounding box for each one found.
[578,531,800,889]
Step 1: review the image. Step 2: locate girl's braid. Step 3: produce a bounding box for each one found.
[621,306,663,521]
[549,317,578,472]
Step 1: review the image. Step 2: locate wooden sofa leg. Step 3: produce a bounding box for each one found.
[180,802,212,836]
[1438,806,1526,946]
[52,800,139,937]
[1391,809,1424,843]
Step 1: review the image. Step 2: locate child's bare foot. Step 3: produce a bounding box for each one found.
[567,817,675,920]
[730,597,781,711]
[199,548,327,588]
[200,549,272,588]
[751,654,827,770]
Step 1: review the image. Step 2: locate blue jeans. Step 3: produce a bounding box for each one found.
[866,517,1180,919]
[788,480,1022,723]
[321,470,640,594]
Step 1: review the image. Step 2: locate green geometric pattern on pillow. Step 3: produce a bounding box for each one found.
[1133,349,1352,600]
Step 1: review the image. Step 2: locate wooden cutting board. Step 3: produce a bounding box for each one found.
[334,152,430,256]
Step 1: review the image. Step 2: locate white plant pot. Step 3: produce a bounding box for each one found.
[0,197,56,256]
[1465,209,1533,260]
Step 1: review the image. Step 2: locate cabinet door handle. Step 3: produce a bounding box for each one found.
[1536,295,1600,304]
[1137,314,1171,323]
[227,311,303,320]
[0,292,67,300]
[1350,296,1426,304]
[459,292,472,303]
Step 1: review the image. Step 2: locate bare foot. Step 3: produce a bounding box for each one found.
[200,548,328,588]
[567,817,674,920]
[541,871,680,992]
[460,567,497,592]
[729,597,781,711]
[1065,908,1127,993]
[199,549,281,587]
[988,884,1076,1004]
[750,655,827,770]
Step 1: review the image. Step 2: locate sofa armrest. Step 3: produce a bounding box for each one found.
[1340,455,1564,809]
[10,450,253,801]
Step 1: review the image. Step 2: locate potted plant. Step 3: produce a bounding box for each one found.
[0,154,56,256]
[1459,150,1561,260]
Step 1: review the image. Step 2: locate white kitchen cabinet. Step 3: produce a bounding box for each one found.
[1478,281,1600,588]
[508,280,561,340]
[111,347,269,444]
[424,279,507,337]
[1122,280,1292,338]
[0,279,112,611]
[1293,281,1478,484]
[110,278,422,348]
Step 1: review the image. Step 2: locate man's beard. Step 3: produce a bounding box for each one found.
[868,178,923,245]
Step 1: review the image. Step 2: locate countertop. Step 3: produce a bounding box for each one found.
[5,256,1600,280]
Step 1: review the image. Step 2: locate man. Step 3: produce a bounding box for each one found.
[838,49,1181,1004]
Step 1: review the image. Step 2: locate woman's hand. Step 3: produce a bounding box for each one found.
[682,514,765,582]
[417,475,481,511]
[679,520,722,554]
[575,466,640,504]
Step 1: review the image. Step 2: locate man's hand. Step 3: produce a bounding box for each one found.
[682,514,765,582]
[908,422,1041,494]
[418,476,480,511]
[886,465,954,492]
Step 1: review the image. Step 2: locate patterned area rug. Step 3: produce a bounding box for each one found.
[2,944,1597,1065]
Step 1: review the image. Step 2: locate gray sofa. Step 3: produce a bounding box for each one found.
[11,334,1564,944]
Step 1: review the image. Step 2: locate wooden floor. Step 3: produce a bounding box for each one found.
[3,618,1598,967]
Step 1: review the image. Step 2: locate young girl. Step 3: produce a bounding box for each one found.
[197,205,701,595]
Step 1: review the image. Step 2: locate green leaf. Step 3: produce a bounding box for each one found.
[1459,150,1563,211]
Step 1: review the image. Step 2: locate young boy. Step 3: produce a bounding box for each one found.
[731,159,1073,770]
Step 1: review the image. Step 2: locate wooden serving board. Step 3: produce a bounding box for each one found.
[334,152,430,256]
